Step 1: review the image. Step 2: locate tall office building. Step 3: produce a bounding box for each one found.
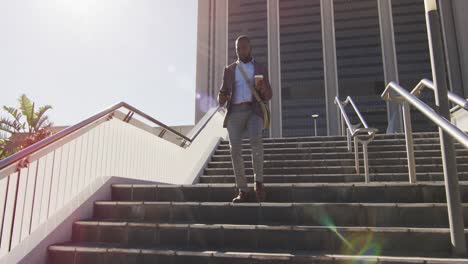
[195,0,468,138]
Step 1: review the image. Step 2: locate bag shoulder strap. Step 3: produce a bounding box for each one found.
[236,61,263,104]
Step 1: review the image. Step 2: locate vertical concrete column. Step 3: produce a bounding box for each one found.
[195,0,228,123]
[213,0,229,97]
[267,0,283,138]
[450,0,468,97]
[321,0,340,136]
[195,0,211,122]
[377,0,403,134]
[439,0,464,96]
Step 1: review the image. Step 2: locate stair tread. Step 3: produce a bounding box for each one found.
[201,173,467,178]
[72,220,468,233]
[205,163,468,169]
[218,132,440,143]
[48,242,468,262]
[208,156,467,162]
[214,149,468,155]
[95,201,464,207]
[217,138,443,147]
[214,144,450,151]
[112,181,468,188]
[201,172,468,177]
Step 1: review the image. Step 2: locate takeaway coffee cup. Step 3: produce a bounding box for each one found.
[254,75,264,88]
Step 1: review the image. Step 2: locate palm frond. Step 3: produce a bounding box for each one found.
[0,94,55,158]
[28,102,35,132]
[33,105,53,130]
[0,126,15,135]
[35,116,52,131]
[18,94,34,130]
[18,94,33,119]
[2,106,23,124]
[0,117,21,134]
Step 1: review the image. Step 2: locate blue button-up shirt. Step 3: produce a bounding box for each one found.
[232,58,255,104]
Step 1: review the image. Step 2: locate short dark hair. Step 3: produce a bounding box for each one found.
[236,35,250,45]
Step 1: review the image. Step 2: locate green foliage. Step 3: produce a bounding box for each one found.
[0,94,53,160]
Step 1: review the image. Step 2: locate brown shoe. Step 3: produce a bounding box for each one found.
[232,190,249,203]
[255,181,266,202]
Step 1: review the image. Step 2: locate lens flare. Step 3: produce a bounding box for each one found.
[319,214,355,251]
[315,210,383,262]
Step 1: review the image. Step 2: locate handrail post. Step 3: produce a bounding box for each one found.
[354,138,359,175]
[362,141,370,183]
[402,101,417,183]
[341,113,346,136]
[347,128,352,152]
[425,0,467,256]
[336,96,377,181]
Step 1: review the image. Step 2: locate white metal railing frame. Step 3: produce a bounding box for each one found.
[335,96,379,183]
[0,101,224,257]
[381,80,468,183]
[0,102,223,176]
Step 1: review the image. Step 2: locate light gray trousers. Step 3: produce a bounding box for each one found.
[226,104,264,192]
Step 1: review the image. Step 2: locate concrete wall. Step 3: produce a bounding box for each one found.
[1,176,159,264]
[452,107,468,132]
[0,110,228,264]
[451,0,468,97]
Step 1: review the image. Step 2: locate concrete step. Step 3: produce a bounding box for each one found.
[111,182,468,203]
[216,138,446,150]
[213,144,461,156]
[68,221,468,256]
[48,244,468,264]
[198,172,468,184]
[203,164,468,176]
[93,201,468,228]
[206,157,468,169]
[218,132,440,145]
[218,138,459,149]
[210,149,468,162]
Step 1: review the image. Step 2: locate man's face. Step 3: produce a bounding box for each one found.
[236,39,251,60]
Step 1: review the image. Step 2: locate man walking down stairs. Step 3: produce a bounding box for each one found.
[217,35,273,204]
[48,132,468,263]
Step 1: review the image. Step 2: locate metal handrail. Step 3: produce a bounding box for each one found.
[185,106,225,143]
[382,82,468,147]
[0,101,222,172]
[411,79,468,111]
[347,97,371,129]
[335,96,378,183]
[382,81,468,184]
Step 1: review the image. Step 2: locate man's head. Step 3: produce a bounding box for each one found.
[235,35,252,62]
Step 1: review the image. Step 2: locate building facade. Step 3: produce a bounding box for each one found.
[195,0,468,138]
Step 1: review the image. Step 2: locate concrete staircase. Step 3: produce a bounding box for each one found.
[48,132,468,263]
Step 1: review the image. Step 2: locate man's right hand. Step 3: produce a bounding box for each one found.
[218,94,231,106]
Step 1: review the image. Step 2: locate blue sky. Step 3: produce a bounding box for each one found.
[0,0,198,127]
